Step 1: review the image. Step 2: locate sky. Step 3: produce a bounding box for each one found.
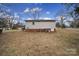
[0,3,66,21]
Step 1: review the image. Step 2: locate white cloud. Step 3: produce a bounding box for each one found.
[55,16,61,21]
[31,7,42,13]
[27,18,32,20]
[26,17,51,20]
[39,17,52,20]
[24,7,42,13]
[24,8,30,13]
[14,13,19,18]
[39,17,43,19]
[33,7,42,11]
[43,17,52,20]
[46,11,50,14]
[26,17,53,20]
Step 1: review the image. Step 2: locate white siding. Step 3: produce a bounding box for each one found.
[25,22,56,30]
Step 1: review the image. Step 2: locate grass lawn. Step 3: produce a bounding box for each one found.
[0,28,79,56]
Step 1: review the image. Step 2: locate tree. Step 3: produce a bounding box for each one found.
[60,16,65,28]
[0,18,6,27]
[63,3,79,28]
[56,22,61,27]
[0,5,15,29]
[56,16,66,28]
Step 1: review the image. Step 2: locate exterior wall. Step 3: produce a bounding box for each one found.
[25,22,56,31]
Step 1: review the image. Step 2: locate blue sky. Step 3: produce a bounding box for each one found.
[0,3,66,21]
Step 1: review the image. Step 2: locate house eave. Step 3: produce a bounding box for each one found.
[25,20,56,22]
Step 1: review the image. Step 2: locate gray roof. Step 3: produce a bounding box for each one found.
[25,20,56,22]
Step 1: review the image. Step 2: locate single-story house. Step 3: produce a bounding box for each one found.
[24,20,56,32]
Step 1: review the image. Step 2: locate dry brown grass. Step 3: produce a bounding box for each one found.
[0,28,79,56]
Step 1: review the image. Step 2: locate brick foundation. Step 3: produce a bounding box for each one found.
[24,29,56,32]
